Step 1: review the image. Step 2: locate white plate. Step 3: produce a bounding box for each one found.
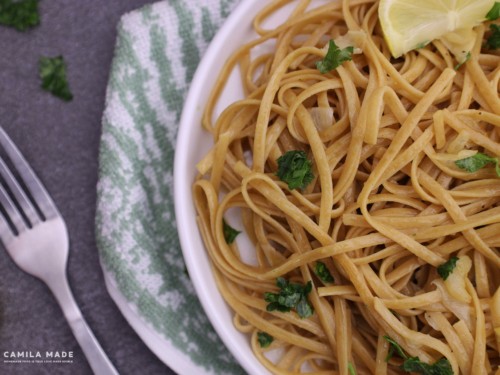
[174,1,327,374]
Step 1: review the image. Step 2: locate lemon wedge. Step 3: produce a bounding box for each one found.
[379,0,495,58]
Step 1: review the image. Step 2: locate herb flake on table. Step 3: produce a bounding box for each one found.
[316,40,353,74]
[264,277,314,318]
[276,150,314,190]
[39,56,73,101]
[0,0,39,31]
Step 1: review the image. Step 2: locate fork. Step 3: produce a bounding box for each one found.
[0,127,119,375]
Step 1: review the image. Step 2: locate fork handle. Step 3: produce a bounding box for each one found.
[47,276,119,375]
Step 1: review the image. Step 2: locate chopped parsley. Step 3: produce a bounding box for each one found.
[383,336,453,375]
[276,150,314,190]
[401,357,454,375]
[384,335,407,362]
[223,219,240,244]
[257,332,273,348]
[348,362,357,375]
[0,0,39,31]
[415,41,429,49]
[454,51,471,70]
[437,256,459,280]
[455,152,500,176]
[316,40,354,74]
[264,277,314,318]
[314,261,334,283]
[486,24,500,49]
[39,56,73,101]
[486,2,500,20]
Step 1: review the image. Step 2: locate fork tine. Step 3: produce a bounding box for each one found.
[0,182,27,234]
[0,156,41,226]
[0,210,14,244]
[0,127,59,220]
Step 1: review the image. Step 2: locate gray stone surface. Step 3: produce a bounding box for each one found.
[0,1,176,374]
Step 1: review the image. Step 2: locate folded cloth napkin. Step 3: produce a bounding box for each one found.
[95,1,244,374]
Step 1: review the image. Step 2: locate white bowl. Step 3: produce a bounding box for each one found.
[174,1,327,373]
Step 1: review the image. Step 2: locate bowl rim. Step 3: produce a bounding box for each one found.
[173,0,270,374]
[174,1,331,373]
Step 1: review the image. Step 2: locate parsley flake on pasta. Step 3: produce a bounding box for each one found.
[276,150,314,190]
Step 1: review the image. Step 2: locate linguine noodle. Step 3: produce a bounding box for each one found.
[192,0,500,373]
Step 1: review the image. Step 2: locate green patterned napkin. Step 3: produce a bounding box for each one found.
[95,1,243,374]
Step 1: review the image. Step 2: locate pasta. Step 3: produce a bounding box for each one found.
[192,0,500,373]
